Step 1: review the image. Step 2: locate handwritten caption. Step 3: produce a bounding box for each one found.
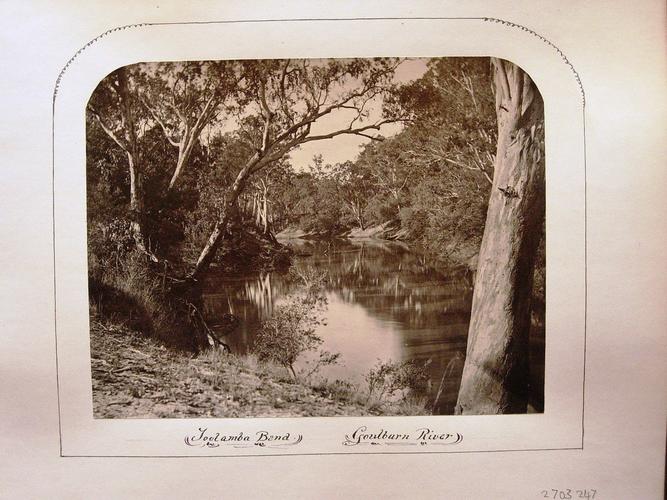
[342,426,463,447]
[184,427,302,449]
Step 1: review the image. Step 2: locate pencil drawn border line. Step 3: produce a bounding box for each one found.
[51,17,586,106]
[482,17,585,106]
[51,16,588,458]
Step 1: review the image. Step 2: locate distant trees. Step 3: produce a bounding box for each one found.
[86,58,499,265]
[190,58,403,279]
[304,178,349,236]
[356,139,414,215]
[275,58,496,262]
[243,161,293,239]
[331,160,374,230]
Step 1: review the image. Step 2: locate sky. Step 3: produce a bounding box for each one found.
[287,58,429,171]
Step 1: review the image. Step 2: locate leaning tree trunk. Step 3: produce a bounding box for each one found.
[189,198,238,280]
[455,59,545,414]
[189,156,260,280]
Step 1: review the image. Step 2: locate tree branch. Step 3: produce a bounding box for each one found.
[300,119,399,144]
[192,92,218,135]
[140,98,181,147]
[269,83,389,148]
[88,105,130,152]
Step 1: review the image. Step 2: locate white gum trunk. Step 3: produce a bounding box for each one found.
[455,59,545,414]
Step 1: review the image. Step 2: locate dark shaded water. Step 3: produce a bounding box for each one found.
[202,238,544,413]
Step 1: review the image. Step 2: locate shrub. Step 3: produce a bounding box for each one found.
[365,359,430,402]
[253,266,338,381]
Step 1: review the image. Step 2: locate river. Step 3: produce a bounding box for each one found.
[202,238,544,414]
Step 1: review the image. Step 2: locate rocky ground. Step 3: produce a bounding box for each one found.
[90,321,424,418]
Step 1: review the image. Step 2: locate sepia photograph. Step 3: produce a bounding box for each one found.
[4,1,667,496]
[86,56,545,419]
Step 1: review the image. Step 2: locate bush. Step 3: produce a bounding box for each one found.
[365,359,430,402]
[253,266,338,381]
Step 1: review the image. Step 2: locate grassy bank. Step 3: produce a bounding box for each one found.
[90,319,429,418]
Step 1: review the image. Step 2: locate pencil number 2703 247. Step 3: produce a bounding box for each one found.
[541,489,597,499]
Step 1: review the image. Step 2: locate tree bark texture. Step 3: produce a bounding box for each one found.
[455,59,545,414]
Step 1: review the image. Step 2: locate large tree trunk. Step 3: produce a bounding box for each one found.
[455,59,545,414]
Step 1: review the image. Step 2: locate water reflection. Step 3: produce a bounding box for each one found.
[202,239,541,414]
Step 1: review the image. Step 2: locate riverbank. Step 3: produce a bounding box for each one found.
[277,221,480,271]
[90,320,429,418]
[277,220,407,243]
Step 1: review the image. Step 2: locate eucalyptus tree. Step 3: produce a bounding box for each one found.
[137,61,243,192]
[455,59,545,414]
[189,58,403,279]
[87,66,158,261]
[88,61,243,262]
